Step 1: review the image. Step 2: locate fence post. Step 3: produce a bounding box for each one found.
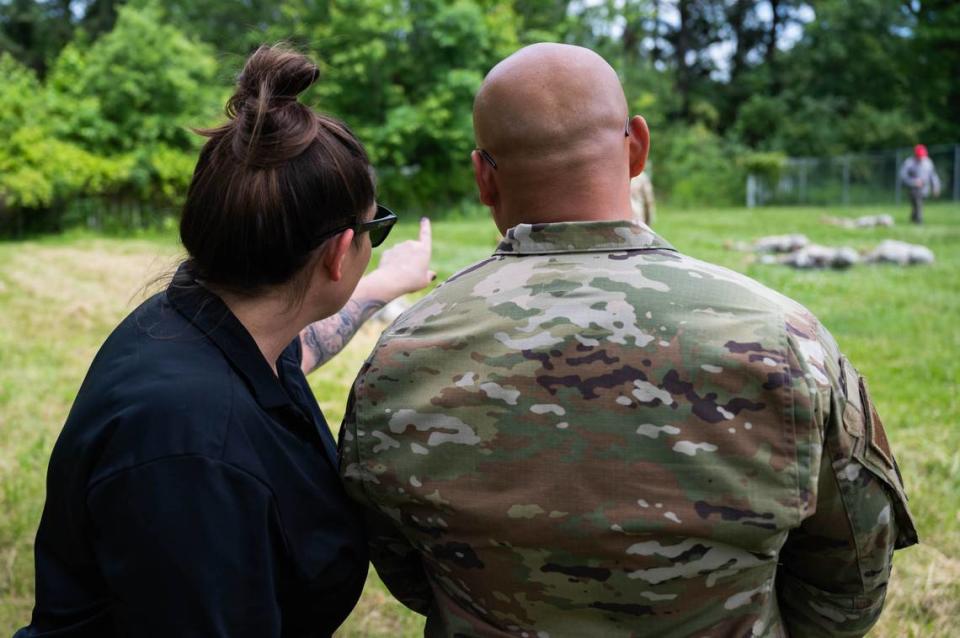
[894,149,902,204]
[954,144,959,202]
[799,160,807,205]
[842,156,850,206]
[746,174,756,208]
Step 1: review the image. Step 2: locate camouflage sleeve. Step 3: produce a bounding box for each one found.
[338,374,434,616]
[777,346,919,637]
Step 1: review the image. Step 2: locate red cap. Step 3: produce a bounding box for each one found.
[914,144,928,158]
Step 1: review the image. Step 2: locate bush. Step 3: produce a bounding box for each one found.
[1,5,221,235]
[738,151,787,185]
[272,0,521,212]
[652,124,746,207]
[45,4,219,155]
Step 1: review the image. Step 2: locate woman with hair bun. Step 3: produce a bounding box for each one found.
[17,45,434,637]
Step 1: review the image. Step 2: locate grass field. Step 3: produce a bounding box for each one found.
[1,203,958,636]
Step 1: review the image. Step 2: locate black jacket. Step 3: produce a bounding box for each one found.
[16,267,368,637]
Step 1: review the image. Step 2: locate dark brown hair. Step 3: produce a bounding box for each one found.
[180,44,375,294]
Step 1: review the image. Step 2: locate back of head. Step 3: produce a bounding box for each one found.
[180,45,375,295]
[473,43,633,218]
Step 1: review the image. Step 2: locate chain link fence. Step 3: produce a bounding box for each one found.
[747,144,960,207]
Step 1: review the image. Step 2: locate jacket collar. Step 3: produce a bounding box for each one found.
[165,263,294,411]
[494,220,675,256]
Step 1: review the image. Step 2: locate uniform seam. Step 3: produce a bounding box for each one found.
[84,452,295,571]
[782,311,803,529]
[217,364,237,461]
[494,246,678,257]
[825,441,869,593]
[445,256,499,285]
[352,372,375,508]
[87,452,273,497]
[824,354,869,593]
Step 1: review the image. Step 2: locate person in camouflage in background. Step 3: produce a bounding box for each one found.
[339,43,918,637]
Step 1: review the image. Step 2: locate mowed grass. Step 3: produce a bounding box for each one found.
[0,203,957,636]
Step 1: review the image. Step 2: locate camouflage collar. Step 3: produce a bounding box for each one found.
[494,220,675,255]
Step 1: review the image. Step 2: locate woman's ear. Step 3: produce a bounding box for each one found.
[322,229,355,282]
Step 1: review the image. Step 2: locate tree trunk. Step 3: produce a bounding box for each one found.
[729,0,750,81]
[651,0,662,63]
[674,0,692,117]
[765,0,783,93]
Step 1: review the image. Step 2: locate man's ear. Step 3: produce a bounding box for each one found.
[471,149,499,207]
[627,115,650,178]
[322,229,355,282]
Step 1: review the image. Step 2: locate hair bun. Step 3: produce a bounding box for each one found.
[228,44,319,115]
[221,44,322,167]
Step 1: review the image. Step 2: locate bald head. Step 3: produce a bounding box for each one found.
[475,44,628,167]
[472,43,648,229]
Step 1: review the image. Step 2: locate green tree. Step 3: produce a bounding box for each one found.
[653,122,746,206]
[0,52,54,210]
[271,0,522,211]
[907,0,960,142]
[0,0,127,75]
[514,0,573,42]
[0,52,133,234]
[0,0,76,74]
[127,0,282,57]
[44,3,220,202]
[781,0,911,114]
[738,0,956,155]
[5,0,959,222]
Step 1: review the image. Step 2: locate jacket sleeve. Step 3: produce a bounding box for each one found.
[86,456,286,637]
[899,158,914,185]
[339,380,435,615]
[777,353,919,637]
[930,163,942,195]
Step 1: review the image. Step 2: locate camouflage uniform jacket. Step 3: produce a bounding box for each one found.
[340,221,918,638]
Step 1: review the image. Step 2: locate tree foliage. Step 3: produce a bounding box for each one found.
[0,3,220,232]
[265,0,523,209]
[1,0,958,232]
[46,3,218,154]
[0,53,129,214]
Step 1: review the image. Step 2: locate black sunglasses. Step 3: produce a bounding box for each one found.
[314,204,398,248]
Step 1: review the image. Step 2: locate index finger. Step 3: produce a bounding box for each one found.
[419,217,432,247]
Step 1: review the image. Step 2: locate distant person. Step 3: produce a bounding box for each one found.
[899,143,941,224]
[339,43,917,637]
[17,46,434,637]
[630,169,656,225]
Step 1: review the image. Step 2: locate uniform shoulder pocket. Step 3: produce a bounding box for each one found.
[854,374,918,550]
[833,358,919,567]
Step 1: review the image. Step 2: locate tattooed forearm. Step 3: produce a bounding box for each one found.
[300,297,386,374]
